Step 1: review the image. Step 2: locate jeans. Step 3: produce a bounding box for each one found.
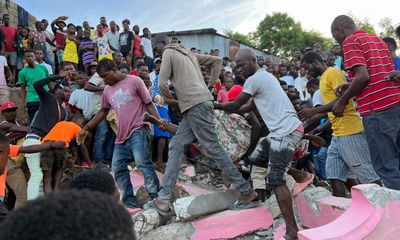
[27,102,40,124]
[44,51,55,73]
[22,136,42,200]
[312,147,327,180]
[112,127,159,207]
[93,119,114,163]
[362,104,400,190]
[158,101,253,203]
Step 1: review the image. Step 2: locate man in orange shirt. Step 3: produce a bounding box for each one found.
[0,132,65,222]
[41,113,91,194]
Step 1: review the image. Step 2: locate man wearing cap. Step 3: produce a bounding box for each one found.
[0,101,29,209]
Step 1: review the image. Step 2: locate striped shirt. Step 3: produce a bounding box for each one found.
[343,29,400,116]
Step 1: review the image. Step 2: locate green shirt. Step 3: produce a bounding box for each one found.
[18,64,49,103]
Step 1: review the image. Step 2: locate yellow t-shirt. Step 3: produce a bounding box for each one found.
[319,67,364,137]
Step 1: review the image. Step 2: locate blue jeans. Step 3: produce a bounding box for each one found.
[312,147,327,180]
[44,51,55,73]
[112,127,160,207]
[363,104,400,190]
[93,119,115,163]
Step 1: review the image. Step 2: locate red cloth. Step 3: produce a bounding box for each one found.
[228,85,243,101]
[133,35,143,56]
[217,90,229,103]
[343,29,400,116]
[55,30,67,50]
[130,70,138,76]
[215,80,221,93]
[0,26,17,51]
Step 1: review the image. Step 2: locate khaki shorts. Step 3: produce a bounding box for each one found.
[40,148,67,171]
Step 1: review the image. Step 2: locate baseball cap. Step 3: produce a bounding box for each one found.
[1,102,17,112]
[228,85,243,101]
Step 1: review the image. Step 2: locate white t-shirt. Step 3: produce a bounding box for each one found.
[243,69,301,137]
[39,62,53,75]
[0,56,8,86]
[294,75,309,101]
[140,37,153,58]
[89,73,105,113]
[280,75,295,86]
[312,90,324,107]
[69,88,95,119]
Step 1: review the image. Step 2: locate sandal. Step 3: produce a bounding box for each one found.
[229,197,261,210]
[143,199,175,216]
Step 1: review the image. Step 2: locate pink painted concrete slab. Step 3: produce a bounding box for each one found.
[190,205,273,240]
[182,165,196,177]
[126,207,142,214]
[273,223,303,240]
[298,184,385,240]
[130,171,210,196]
[297,194,351,228]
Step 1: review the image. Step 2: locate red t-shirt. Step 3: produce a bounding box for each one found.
[343,29,400,116]
[133,35,143,56]
[0,26,17,52]
[55,30,67,50]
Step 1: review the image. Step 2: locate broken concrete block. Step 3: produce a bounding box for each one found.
[130,171,211,196]
[136,185,189,208]
[298,184,400,240]
[190,205,274,240]
[182,165,196,177]
[174,190,240,221]
[296,186,350,228]
[139,222,195,240]
[132,208,173,236]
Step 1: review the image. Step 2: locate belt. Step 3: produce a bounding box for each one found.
[25,134,41,141]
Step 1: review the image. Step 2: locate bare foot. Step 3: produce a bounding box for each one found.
[154,198,170,212]
[241,190,258,202]
[293,173,314,197]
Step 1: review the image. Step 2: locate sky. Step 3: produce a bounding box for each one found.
[15,0,400,38]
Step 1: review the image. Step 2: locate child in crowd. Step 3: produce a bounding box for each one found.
[79,30,95,71]
[40,113,91,194]
[63,24,80,67]
[16,27,29,71]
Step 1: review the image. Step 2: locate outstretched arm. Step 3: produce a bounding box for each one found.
[19,141,66,154]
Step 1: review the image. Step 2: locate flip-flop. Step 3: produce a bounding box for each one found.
[229,197,261,211]
[143,199,175,216]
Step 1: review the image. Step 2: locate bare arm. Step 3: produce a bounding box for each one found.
[84,82,104,92]
[20,85,27,105]
[77,108,109,145]
[337,65,369,106]
[146,102,161,119]
[0,122,29,133]
[78,144,91,165]
[215,92,252,112]
[19,141,65,154]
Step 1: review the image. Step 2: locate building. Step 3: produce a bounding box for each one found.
[0,0,36,28]
[154,28,278,63]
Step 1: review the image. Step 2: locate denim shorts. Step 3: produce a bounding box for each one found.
[251,129,303,188]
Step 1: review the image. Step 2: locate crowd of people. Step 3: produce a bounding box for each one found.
[0,12,399,240]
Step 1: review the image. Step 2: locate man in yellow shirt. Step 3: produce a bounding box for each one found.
[299,51,380,197]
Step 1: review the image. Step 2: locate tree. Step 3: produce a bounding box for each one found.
[225,30,255,47]
[347,13,376,34]
[378,17,395,37]
[253,12,330,57]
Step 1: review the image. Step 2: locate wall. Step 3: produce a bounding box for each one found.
[0,0,36,28]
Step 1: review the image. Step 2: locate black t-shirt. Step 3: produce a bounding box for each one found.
[0,29,4,50]
[31,76,70,137]
[119,30,134,54]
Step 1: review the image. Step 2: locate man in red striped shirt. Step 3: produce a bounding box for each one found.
[330,15,400,190]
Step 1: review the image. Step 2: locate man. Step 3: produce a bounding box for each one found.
[216,49,303,240]
[77,59,161,208]
[18,50,49,121]
[279,64,295,86]
[84,70,114,169]
[82,21,95,39]
[140,27,154,71]
[257,56,265,69]
[29,21,55,71]
[41,19,55,64]
[0,53,12,102]
[132,25,143,62]
[145,34,259,215]
[119,19,134,67]
[294,67,309,100]
[51,16,67,69]
[96,17,109,35]
[0,14,17,84]
[299,51,380,197]
[106,21,120,53]
[0,132,66,221]
[331,44,343,70]
[331,15,400,190]
[35,49,53,75]
[69,72,94,121]
[23,68,72,200]
[1,102,29,209]
[212,48,220,57]
[382,37,400,71]
[314,42,329,60]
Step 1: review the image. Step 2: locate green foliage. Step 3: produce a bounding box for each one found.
[347,13,376,34]
[225,30,255,47]
[378,17,396,37]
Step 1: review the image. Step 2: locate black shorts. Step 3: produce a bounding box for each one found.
[40,148,67,171]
